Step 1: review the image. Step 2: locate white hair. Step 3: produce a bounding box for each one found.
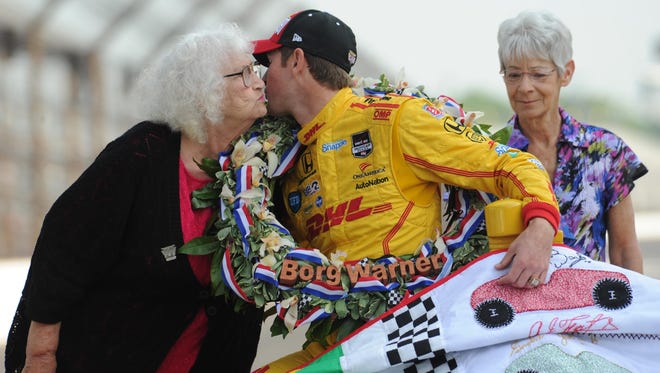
[497,10,573,75]
[132,23,253,143]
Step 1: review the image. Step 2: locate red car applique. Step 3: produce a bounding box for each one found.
[471,268,632,328]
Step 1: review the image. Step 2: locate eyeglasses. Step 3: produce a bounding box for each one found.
[502,68,557,84]
[223,62,263,87]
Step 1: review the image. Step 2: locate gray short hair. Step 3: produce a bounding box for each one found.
[497,11,572,75]
[133,23,253,143]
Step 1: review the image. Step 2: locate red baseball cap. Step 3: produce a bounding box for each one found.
[253,9,357,73]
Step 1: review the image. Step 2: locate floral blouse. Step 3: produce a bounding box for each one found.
[507,107,648,261]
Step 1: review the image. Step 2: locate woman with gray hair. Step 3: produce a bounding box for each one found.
[497,10,647,271]
[6,23,266,372]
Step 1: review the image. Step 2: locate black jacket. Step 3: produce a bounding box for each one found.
[5,122,262,373]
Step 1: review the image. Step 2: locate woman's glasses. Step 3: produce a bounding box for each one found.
[223,62,263,87]
[502,68,556,84]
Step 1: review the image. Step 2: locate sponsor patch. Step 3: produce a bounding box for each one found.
[305,197,392,240]
[322,139,347,152]
[302,122,324,143]
[288,191,302,213]
[373,108,392,121]
[423,104,443,118]
[300,152,314,175]
[355,176,390,190]
[466,130,487,143]
[494,144,519,157]
[348,50,357,66]
[303,180,320,196]
[353,165,386,180]
[442,116,466,135]
[351,130,373,158]
[528,158,545,170]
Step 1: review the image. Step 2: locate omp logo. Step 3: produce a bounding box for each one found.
[305,196,392,240]
[373,108,392,121]
[303,122,324,143]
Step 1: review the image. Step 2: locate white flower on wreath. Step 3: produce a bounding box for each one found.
[231,139,262,168]
[330,250,348,267]
[255,203,275,221]
[220,184,236,204]
[280,295,300,332]
[260,254,278,267]
[263,133,283,177]
[259,231,296,257]
[221,183,266,206]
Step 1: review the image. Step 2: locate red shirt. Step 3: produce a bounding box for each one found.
[157,159,212,372]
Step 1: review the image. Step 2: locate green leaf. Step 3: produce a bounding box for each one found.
[192,186,220,201]
[270,316,289,338]
[358,295,369,308]
[195,157,222,177]
[473,123,493,135]
[490,126,513,144]
[306,317,334,347]
[191,197,215,209]
[210,251,224,296]
[178,236,220,255]
[334,299,348,318]
[216,227,232,241]
[253,292,265,308]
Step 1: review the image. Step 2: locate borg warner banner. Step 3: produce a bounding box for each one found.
[294,245,660,373]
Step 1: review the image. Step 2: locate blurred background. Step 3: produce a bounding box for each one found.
[1,0,658,369]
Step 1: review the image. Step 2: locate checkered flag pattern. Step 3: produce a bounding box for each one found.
[381,294,457,372]
[387,289,405,308]
[297,293,313,313]
[401,350,458,373]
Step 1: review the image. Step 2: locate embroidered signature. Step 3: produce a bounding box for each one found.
[529,313,618,337]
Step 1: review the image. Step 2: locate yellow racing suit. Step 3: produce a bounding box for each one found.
[280,88,559,261]
[265,88,560,372]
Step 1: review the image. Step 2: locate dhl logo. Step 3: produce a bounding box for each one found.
[303,122,325,143]
[305,196,392,240]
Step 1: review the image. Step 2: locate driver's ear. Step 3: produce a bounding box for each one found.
[291,48,307,71]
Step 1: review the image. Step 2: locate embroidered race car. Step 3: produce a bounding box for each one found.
[471,268,633,328]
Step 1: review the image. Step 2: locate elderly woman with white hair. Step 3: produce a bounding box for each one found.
[6,24,266,373]
[497,10,647,271]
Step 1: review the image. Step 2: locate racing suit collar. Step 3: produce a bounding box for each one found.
[297,87,355,145]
